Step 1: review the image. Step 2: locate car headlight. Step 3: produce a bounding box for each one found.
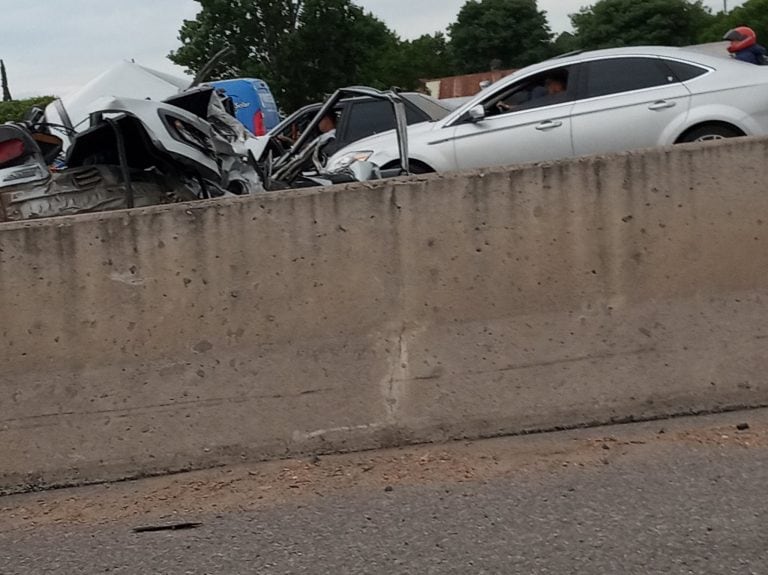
[171,119,213,151]
[160,111,215,155]
[329,150,373,171]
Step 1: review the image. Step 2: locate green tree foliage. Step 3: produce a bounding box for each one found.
[699,0,768,45]
[552,31,579,56]
[170,0,411,111]
[449,0,552,73]
[385,33,458,86]
[276,0,402,108]
[0,96,56,124]
[170,0,300,81]
[571,0,716,49]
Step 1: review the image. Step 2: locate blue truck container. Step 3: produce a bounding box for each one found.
[209,78,280,136]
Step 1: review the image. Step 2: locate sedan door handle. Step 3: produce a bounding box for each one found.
[648,100,676,111]
[535,120,563,131]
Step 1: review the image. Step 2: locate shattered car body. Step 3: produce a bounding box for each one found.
[249,91,451,162]
[69,87,262,197]
[0,79,412,223]
[258,86,411,190]
[0,86,262,223]
[0,124,50,190]
[44,61,192,149]
[1,165,190,222]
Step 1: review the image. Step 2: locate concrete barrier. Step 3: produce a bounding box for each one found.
[2,138,768,493]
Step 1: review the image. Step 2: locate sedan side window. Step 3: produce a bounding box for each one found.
[662,59,709,82]
[484,66,575,117]
[340,100,396,145]
[583,57,676,99]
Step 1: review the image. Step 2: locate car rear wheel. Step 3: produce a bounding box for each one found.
[677,123,744,143]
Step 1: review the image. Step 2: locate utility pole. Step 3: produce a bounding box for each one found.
[0,60,11,102]
[723,0,728,13]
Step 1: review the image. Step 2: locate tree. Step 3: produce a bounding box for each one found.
[570,0,717,50]
[386,33,458,87]
[0,96,56,124]
[276,0,403,108]
[170,0,406,112]
[170,0,301,81]
[449,0,552,74]
[552,32,579,56]
[699,0,768,45]
[1,60,11,102]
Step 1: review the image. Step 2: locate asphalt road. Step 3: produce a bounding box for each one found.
[3,411,768,574]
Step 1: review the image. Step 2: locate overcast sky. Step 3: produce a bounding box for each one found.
[3,0,744,98]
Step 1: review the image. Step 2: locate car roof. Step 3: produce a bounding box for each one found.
[272,91,442,135]
[530,45,731,73]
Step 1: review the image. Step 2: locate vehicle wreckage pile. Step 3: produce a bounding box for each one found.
[0,64,410,223]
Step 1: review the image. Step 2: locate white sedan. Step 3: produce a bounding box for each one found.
[328,45,768,174]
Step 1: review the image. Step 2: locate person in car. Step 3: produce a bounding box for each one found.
[724,26,767,64]
[318,111,337,137]
[535,72,567,103]
[497,70,568,112]
[517,70,569,110]
[317,111,338,159]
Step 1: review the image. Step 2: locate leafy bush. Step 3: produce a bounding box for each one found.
[0,96,56,124]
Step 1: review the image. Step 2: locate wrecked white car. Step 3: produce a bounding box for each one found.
[0,77,413,222]
[0,86,261,222]
[257,86,412,190]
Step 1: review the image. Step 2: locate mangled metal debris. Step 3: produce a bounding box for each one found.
[0,64,412,223]
[1,165,198,222]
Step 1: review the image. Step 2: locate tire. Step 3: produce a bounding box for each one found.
[409,161,435,174]
[383,160,435,175]
[677,123,744,143]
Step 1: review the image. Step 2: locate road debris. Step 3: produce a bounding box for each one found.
[132,522,203,534]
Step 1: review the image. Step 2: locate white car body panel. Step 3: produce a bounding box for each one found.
[571,83,692,156]
[45,62,190,147]
[329,45,768,173]
[450,101,575,170]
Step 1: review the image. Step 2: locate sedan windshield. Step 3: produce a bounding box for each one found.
[400,93,452,121]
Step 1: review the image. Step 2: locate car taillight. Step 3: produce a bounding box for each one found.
[253,110,266,136]
[0,139,25,166]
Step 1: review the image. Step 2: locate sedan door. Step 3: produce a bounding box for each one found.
[570,57,692,156]
[447,65,579,171]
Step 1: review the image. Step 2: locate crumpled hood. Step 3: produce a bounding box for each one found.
[329,120,441,165]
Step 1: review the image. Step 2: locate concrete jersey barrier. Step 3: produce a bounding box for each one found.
[2,137,768,493]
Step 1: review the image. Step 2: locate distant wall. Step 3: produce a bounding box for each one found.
[425,69,516,98]
[2,138,768,493]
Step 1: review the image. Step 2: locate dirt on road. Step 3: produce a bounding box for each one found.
[1,409,765,532]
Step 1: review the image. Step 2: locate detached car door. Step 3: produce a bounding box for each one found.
[449,64,580,171]
[570,56,692,156]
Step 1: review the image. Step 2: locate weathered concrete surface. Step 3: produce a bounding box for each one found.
[2,138,768,492]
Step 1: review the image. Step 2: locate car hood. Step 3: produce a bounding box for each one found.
[329,120,441,164]
[244,135,269,160]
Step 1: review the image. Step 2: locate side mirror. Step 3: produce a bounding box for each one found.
[468,105,486,123]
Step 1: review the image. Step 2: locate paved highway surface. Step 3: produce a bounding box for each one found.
[2,410,768,574]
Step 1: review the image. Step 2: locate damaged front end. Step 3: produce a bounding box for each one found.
[257,86,411,190]
[0,86,263,223]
